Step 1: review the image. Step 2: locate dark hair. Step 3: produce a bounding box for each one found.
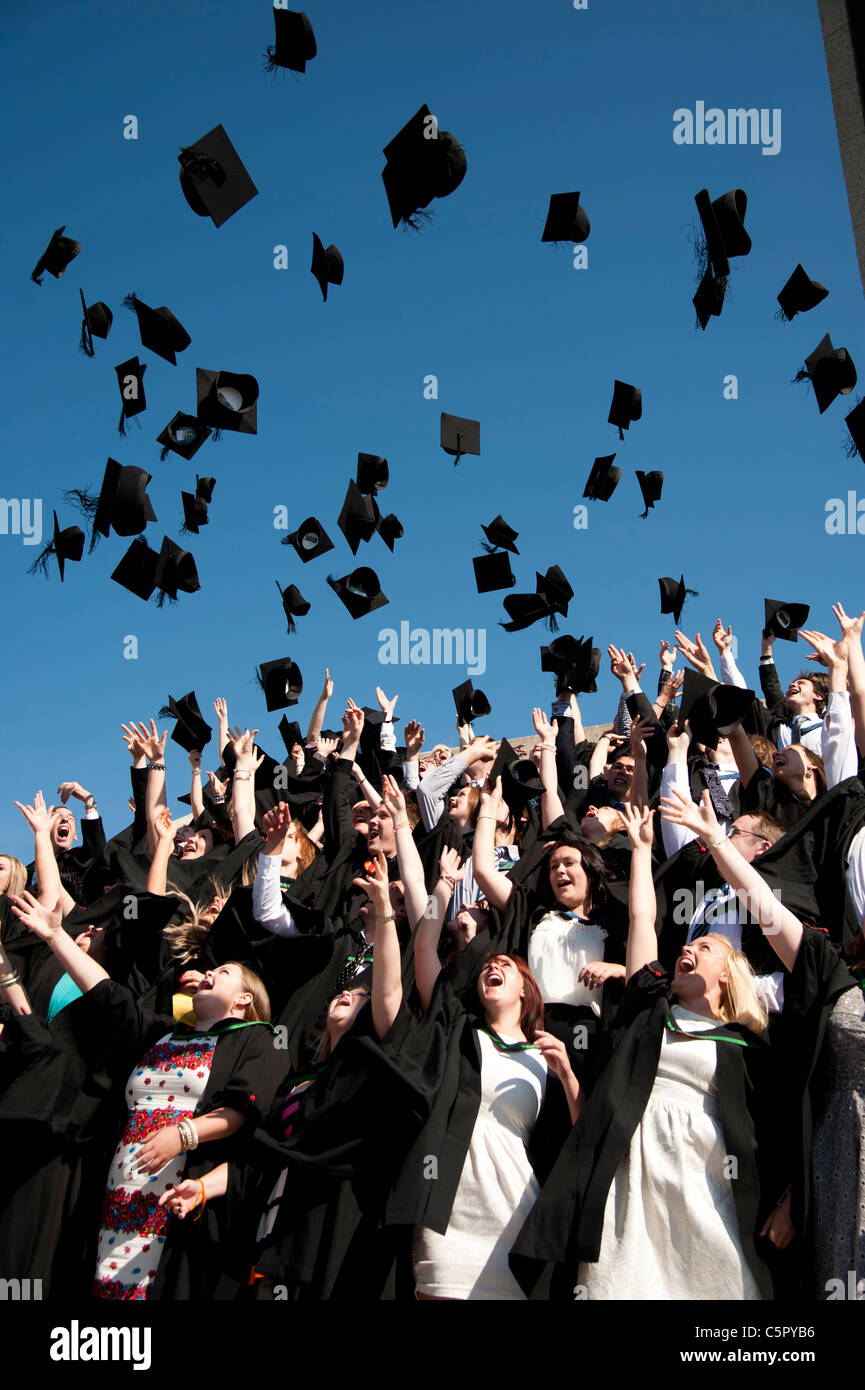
[479,951,545,1041]
[546,834,612,920]
[793,670,829,714]
[742,811,787,846]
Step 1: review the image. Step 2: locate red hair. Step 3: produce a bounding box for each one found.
[481,951,545,1041]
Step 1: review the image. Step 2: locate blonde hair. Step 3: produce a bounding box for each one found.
[702,934,769,1036]
[0,854,27,899]
[163,882,227,962]
[241,819,319,888]
[223,960,271,1022]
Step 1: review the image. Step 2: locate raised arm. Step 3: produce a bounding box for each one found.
[146,806,176,896]
[713,620,747,689]
[622,805,658,980]
[728,724,760,789]
[134,719,168,854]
[228,727,264,843]
[213,697,230,760]
[354,852,402,1037]
[532,708,565,828]
[305,668,334,748]
[380,775,427,929]
[660,788,804,971]
[10,892,110,994]
[403,718,424,792]
[471,779,514,912]
[833,603,865,758]
[626,716,653,810]
[799,627,857,787]
[14,793,77,916]
[188,750,205,819]
[675,630,719,683]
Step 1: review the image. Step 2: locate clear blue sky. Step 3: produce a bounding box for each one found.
[2,0,863,859]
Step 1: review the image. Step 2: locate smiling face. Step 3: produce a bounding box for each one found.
[672,935,730,1012]
[476,954,524,1013]
[351,803,372,838]
[51,809,77,852]
[199,893,227,927]
[326,986,370,1046]
[785,676,816,712]
[367,806,396,857]
[771,744,812,793]
[193,963,252,1021]
[549,844,590,912]
[447,786,473,826]
[174,828,215,860]
[580,805,620,844]
[605,755,634,800]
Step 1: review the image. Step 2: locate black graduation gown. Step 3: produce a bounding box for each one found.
[508,962,777,1301]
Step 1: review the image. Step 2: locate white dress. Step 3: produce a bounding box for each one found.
[577,1005,762,1301]
[528,912,608,1016]
[413,1029,548,1300]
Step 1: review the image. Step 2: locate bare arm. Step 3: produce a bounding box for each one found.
[728,724,760,790]
[380,776,427,929]
[532,708,565,828]
[11,893,110,993]
[471,780,514,911]
[188,750,205,819]
[354,853,402,1038]
[622,805,659,980]
[14,794,76,916]
[305,668,334,747]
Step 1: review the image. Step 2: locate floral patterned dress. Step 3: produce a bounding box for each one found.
[93,1030,218,1299]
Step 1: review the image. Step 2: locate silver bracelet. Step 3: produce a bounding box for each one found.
[233,771,252,782]
[147,762,165,772]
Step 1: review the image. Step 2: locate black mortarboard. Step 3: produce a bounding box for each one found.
[31,226,80,284]
[693,271,727,330]
[777,264,829,322]
[310,234,344,302]
[157,412,212,461]
[608,381,641,439]
[276,579,310,634]
[86,459,157,548]
[356,453,389,493]
[257,657,303,711]
[473,551,515,593]
[338,479,379,554]
[764,598,810,642]
[195,475,216,504]
[154,536,201,603]
[79,289,112,356]
[541,192,590,244]
[278,716,304,755]
[846,399,865,459]
[181,490,209,534]
[28,510,85,583]
[481,515,519,554]
[582,455,620,501]
[165,691,212,752]
[636,470,663,518]
[796,334,857,414]
[441,412,480,464]
[488,740,545,817]
[694,188,751,281]
[196,368,258,435]
[659,575,697,626]
[503,566,573,632]
[452,679,491,725]
[115,357,147,434]
[178,124,259,228]
[122,294,191,365]
[376,513,403,551]
[282,515,334,562]
[327,567,389,619]
[679,669,754,749]
[537,565,573,616]
[540,634,600,694]
[265,8,317,73]
[381,104,467,229]
[110,537,160,601]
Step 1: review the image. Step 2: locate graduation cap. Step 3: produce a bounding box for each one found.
[453,679,491,725]
[846,399,865,459]
[764,598,809,642]
[276,579,310,634]
[582,455,620,501]
[68,458,156,551]
[154,536,201,604]
[608,381,641,439]
[195,474,216,504]
[264,8,317,73]
[338,479,379,553]
[310,234,344,302]
[636,470,663,518]
[328,566,388,619]
[480,515,519,554]
[180,490,209,535]
[381,104,467,229]
[79,290,112,356]
[178,124,258,228]
[679,669,754,750]
[694,188,751,281]
[795,334,857,414]
[196,368,258,435]
[659,575,697,626]
[122,294,191,365]
[693,271,727,330]
[28,510,85,582]
[282,516,334,562]
[777,264,829,322]
[31,225,80,284]
[488,740,545,817]
[257,657,303,711]
[278,716,304,756]
[115,357,147,435]
[540,634,600,694]
[110,536,160,601]
[440,412,480,465]
[376,513,403,551]
[502,565,573,632]
[163,691,212,752]
[473,551,515,594]
[357,453,389,493]
[541,191,590,244]
[157,412,212,462]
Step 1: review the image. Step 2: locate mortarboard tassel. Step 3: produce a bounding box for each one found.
[79,322,95,357]
[27,543,56,577]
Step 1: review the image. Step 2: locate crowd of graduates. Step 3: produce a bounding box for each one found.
[1,599,864,1302]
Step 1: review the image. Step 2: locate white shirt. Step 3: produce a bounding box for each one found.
[686,887,785,1013]
[251,853,300,937]
[527,910,608,1015]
